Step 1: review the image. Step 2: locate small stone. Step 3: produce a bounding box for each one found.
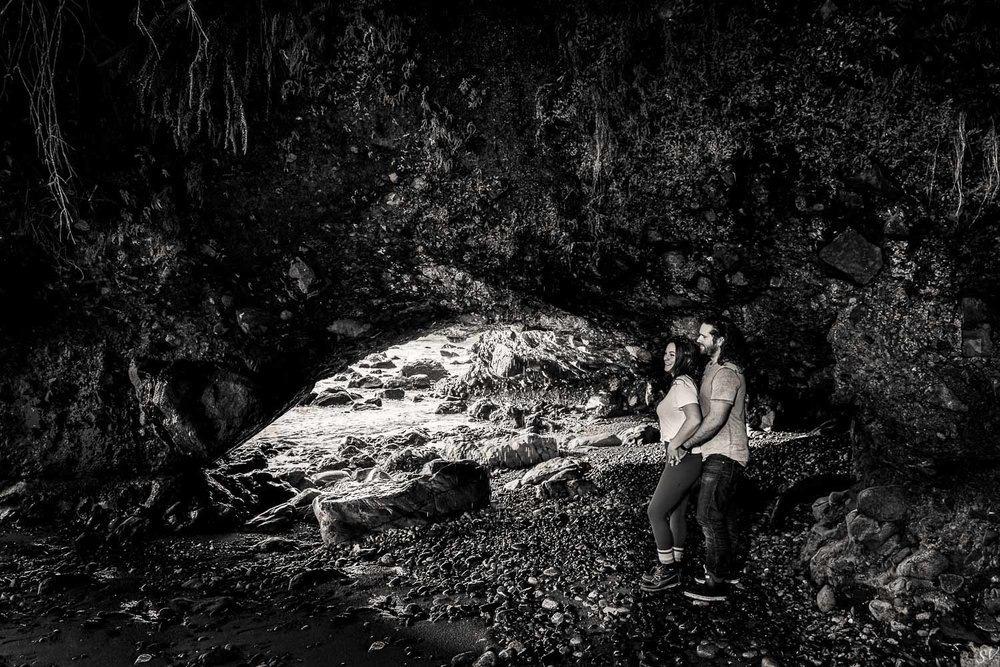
[939,573,964,594]
[868,599,896,624]
[761,657,781,667]
[541,598,559,610]
[817,584,837,613]
[696,642,720,659]
[369,641,386,652]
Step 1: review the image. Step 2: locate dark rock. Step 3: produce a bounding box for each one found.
[311,389,355,406]
[868,599,896,624]
[288,257,318,295]
[846,510,883,547]
[468,399,500,420]
[939,573,964,594]
[962,324,994,357]
[381,447,443,473]
[931,383,968,412]
[405,374,433,389]
[357,352,397,369]
[381,428,432,449]
[812,490,853,526]
[313,459,490,544]
[619,424,660,446]
[235,307,271,336]
[358,376,384,389]
[246,488,322,530]
[400,360,449,381]
[0,481,29,505]
[252,536,299,552]
[288,568,346,590]
[818,229,883,285]
[312,470,351,487]
[856,486,908,522]
[378,388,405,400]
[816,584,837,612]
[130,361,265,466]
[520,457,590,487]
[896,549,949,580]
[435,399,466,415]
[584,393,618,418]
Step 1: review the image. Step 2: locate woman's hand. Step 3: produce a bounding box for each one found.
[667,441,686,466]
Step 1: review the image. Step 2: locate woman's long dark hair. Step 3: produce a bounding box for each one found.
[665,336,701,384]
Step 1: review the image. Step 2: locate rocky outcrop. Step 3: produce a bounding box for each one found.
[443,327,650,411]
[445,433,559,470]
[312,459,490,544]
[803,483,1000,641]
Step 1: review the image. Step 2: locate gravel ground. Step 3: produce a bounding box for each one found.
[0,431,965,666]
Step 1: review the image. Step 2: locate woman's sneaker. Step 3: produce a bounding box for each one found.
[639,565,680,592]
[641,563,666,583]
[693,565,740,585]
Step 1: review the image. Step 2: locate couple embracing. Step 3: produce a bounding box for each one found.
[640,315,749,602]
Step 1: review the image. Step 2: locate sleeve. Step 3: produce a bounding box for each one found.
[672,377,699,407]
[710,368,740,404]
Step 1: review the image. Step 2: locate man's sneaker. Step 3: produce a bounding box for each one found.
[693,565,740,585]
[640,565,680,592]
[682,578,729,602]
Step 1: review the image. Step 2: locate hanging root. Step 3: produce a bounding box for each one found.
[952,111,967,221]
[1,0,79,242]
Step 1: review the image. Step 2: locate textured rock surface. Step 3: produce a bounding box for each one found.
[445,433,559,470]
[312,459,490,544]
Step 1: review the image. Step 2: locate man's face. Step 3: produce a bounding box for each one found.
[696,323,721,358]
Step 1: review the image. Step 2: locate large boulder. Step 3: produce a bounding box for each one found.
[312,459,490,544]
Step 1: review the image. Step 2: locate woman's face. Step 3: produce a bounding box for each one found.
[663,342,677,374]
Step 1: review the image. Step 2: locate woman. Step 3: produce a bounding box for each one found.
[640,336,703,592]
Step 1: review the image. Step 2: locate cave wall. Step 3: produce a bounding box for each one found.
[1,0,998,482]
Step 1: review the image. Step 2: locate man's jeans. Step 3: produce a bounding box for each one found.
[696,454,744,580]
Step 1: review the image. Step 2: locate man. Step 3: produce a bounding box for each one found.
[677,316,749,602]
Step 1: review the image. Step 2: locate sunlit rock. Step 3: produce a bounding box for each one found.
[445,433,558,469]
[312,459,490,544]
